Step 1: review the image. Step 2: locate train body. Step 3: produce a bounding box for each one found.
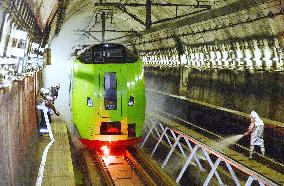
[71,43,145,149]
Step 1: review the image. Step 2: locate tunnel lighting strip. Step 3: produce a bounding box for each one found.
[35,103,55,186]
[141,116,279,186]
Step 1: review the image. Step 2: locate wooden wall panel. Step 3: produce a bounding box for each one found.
[0,73,39,185]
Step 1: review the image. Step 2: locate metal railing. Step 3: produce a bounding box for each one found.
[140,116,279,186]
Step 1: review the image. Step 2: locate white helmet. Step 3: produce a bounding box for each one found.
[40,88,51,98]
[250,111,258,118]
[51,83,60,90]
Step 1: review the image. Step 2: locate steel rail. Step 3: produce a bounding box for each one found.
[127,148,176,186]
[84,149,156,185]
[124,149,156,185]
[92,151,115,186]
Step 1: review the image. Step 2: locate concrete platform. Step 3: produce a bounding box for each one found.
[37,120,76,186]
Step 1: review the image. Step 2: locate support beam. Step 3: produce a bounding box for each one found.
[7,0,42,41]
[173,36,184,55]
[75,29,137,33]
[105,35,130,42]
[94,2,211,30]
[145,0,152,30]
[101,12,105,43]
[94,2,210,8]
[85,32,100,42]
[117,6,145,26]
[152,8,210,25]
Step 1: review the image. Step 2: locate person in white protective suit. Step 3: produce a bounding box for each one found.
[243,111,265,158]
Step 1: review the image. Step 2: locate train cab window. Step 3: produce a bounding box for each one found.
[78,48,93,64]
[94,51,102,58]
[77,43,139,64]
[105,48,123,58]
[104,72,117,110]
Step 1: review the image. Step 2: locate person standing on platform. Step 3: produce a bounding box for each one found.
[243,111,265,158]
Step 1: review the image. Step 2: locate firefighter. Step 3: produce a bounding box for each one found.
[243,111,265,158]
[50,83,60,99]
[38,87,60,134]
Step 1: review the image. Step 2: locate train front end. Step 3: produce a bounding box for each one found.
[71,43,145,151]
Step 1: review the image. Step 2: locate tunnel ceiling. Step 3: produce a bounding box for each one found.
[26,0,284,51]
[26,0,58,29]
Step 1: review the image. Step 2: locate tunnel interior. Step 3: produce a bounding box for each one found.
[0,0,284,185]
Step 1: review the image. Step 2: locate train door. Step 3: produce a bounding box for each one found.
[98,66,125,119]
[97,65,129,137]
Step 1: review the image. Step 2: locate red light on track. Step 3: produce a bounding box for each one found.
[80,138,142,154]
[102,155,114,166]
[101,145,110,156]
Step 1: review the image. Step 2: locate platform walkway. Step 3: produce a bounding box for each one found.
[36,120,76,186]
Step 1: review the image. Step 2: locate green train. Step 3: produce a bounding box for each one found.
[71,43,145,150]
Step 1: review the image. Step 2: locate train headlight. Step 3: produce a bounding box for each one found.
[128,96,134,106]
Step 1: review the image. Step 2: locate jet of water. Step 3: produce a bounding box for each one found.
[212,134,244,152]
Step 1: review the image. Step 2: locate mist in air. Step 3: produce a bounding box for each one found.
[43,12,105,127]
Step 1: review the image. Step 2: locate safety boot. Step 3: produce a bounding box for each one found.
[261,148,265,156]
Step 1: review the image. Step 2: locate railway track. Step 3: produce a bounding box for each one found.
[141,110,284,186]
[82,147,171,186]
[152,109,284,174]
[75,109,283,186]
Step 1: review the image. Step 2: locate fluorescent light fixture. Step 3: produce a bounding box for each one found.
[10,29,28,40]
[10,48,25,57]
[29,53,37,58]
[38,48,45,52]
[264,48,272,68]
[31,43,40,49]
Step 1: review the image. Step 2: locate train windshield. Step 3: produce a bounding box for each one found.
[104,72,117,110]
[78,43,138,64]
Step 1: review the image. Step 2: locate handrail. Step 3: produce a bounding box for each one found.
[141,114,280,186]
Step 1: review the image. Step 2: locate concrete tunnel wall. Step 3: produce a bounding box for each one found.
[141,35,284,122]
[145,67,284,122]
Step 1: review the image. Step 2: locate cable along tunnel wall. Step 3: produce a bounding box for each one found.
[140,113,281,186]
